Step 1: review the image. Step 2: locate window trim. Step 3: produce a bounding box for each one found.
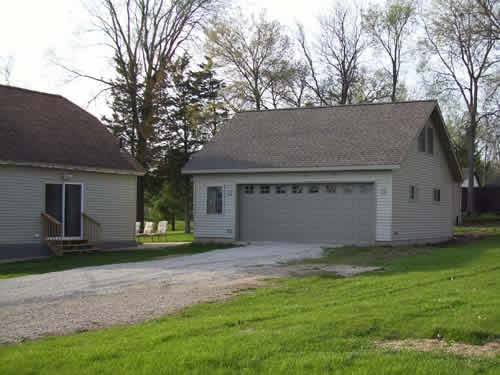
[206,186,223,215]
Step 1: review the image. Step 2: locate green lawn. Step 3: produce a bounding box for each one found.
[0,243,231,280]
[1,237,499,374]
[463,214,500,225]
[137,230,194,243]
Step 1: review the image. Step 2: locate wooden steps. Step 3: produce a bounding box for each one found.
[49,240,100,255]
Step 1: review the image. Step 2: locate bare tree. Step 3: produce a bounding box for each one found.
[318,4,366,104]
[420,0,499,215]
[363,0,416,102]
[297,23,329,105]
[206,10,294,110]
[1,55,14,85]
[477,0,500,40]
[61,0,220,230]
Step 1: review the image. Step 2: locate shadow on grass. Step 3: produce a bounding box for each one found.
[0,243,235,280]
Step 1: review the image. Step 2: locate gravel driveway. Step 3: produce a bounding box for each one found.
[0,243,325,343]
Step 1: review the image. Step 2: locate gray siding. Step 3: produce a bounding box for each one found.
[392,119,456,242]
[0,165,137,250]
[193,171,393,242]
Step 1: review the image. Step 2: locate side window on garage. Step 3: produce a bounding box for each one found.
[207,186,223,214]
[409,185,417,201]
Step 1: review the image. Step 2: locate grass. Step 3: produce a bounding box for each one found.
[137,230,194,243]
[0,243,232,280]
[454,225,500,234]
[463,215,500,225]
[1,236,499,374]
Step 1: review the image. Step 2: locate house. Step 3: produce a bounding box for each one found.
[183,100,463,245]
[0,85,144,260]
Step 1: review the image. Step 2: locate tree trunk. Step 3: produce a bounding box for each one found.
[172,214,176,231]
[466,127,476,216]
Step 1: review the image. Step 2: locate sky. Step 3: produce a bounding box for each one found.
[0,0,418,119]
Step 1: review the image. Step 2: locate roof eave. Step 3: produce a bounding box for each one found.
[0,160,145,176]
[182,165,400,175]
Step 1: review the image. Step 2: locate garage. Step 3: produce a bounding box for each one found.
[238,183,375,243]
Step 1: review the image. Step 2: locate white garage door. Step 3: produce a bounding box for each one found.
[238,183,375,244]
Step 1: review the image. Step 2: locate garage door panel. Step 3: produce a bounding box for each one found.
[238,183,375,244]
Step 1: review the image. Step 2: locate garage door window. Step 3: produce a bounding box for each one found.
[276,185,287,194]
[207,186,223,214]
[292,185,303,194]
[309,185,320,193]
[326,184,337,193]
[260,185,270,194]
[244,185,254,194]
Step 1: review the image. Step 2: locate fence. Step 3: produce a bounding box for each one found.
[462,187,500,214]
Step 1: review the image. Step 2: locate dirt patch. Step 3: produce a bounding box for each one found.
[245,263,383,277]
[376,339,500,358]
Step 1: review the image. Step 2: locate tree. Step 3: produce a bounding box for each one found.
[317,4,366,104]
[476,0,500,40]
[205,10,294,110]
[0,55,14,84]
[420,0,498,215]
[63,0,219,229]
[157,54,228,233]
[363,0,416,102]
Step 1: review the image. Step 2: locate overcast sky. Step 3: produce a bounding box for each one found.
[1,0,420,118]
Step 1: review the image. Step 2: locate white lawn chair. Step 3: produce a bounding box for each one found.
[153,220,168,241]
[144,221,155,235]
[135,222,142,235]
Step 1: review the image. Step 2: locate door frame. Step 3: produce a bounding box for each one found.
[62,182,84,240]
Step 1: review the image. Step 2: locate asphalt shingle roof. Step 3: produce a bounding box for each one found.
[184,100,439,172]
[0,85,144,174]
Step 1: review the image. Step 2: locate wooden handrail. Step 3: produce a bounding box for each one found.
[41,212,61,226]
[82,212,102,245]
[41,212,63,256]
[82,212,101,227]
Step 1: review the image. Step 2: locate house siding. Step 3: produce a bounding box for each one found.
[0,165,137,258]
[392,119,457,243]
[193,171,393,242]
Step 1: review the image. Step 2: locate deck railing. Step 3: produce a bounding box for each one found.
[82,213,102,245]
[41,213,63,255]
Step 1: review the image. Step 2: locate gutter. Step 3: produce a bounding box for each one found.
[0,160,145,176]
[182,165,400,175]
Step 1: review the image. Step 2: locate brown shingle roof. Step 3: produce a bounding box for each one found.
[184,100,452,174]
[0,85,144,174]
